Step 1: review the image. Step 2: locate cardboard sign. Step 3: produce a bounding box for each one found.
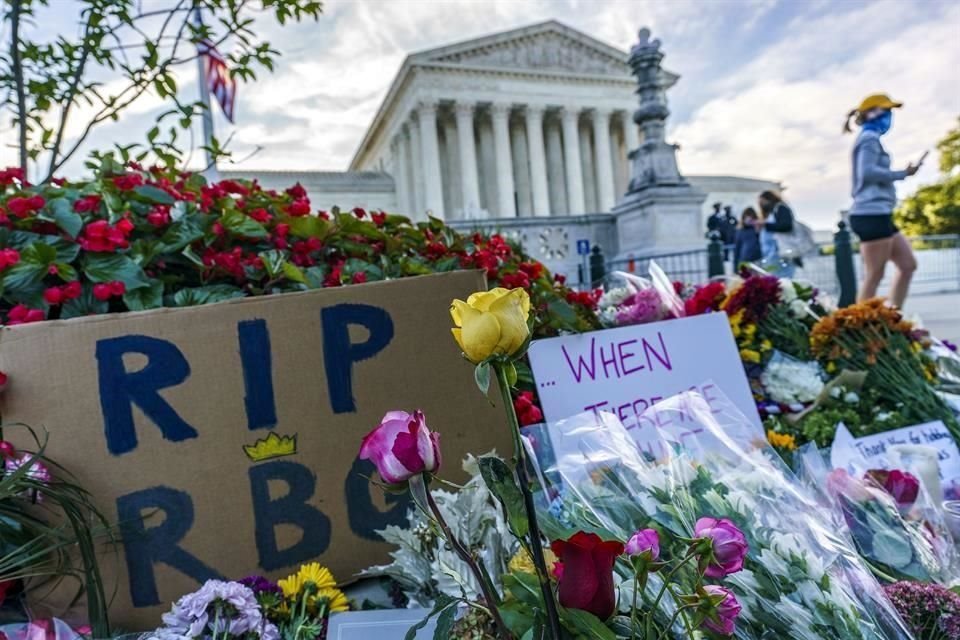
[831,422,960,500]
[0,271,508,630]
[325,609,436,639]
[527,313,762,452]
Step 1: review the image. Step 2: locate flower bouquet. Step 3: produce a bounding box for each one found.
[145,563,348,640]
[810,298,958,438]
[527,388,913,639]
[795,441,959,586]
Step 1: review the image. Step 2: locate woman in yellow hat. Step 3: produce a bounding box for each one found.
[844,94,924,308]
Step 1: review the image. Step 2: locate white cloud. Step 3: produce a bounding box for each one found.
[673,0,960,228]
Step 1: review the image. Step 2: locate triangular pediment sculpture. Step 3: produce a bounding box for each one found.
[411,21,630,77]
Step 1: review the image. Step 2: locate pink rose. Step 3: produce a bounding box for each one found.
[359,410,441,484]
[625,528,660,561]
[700,585,742,635]
[694,517,748,578]
[828,468,873,502]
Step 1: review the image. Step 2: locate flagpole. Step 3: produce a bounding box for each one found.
[193,5,218,177]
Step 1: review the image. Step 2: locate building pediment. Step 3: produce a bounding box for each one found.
[411,21,630,78]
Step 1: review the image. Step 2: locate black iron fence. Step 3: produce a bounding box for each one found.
[590,226,960,305]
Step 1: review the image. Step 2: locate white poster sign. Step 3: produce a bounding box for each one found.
[830,421,960,500]
[527,314,762,449]
[326,609,436,639]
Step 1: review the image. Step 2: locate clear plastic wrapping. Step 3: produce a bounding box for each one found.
[797,443,960,586]
[526,386,914,640]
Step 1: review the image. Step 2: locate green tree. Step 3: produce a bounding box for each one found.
[1,0,322,181]
[895,117,960,235]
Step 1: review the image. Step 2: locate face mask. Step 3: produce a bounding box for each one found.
[863,110,893,135]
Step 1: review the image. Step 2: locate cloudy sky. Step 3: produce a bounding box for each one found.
[4,0,959,229]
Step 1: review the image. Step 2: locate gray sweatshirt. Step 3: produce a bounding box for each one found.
[850,129,907,216]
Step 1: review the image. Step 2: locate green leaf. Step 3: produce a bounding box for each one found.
[433,605,457,640]
[61,287,109,319]
[502,572,541,608]
[404,593,456,640]
[498,600,536,637]
[562,608,617,640]
[474,362,491,395]
[259,249,287,278]
[282,261,307,284]
[133,185,176,205]
[122,280,164,311]
[546,298,578,326]
[479,457,530,540]
[158,217,205,252]
[285,214,328,239]
[221,211,267,238]
[48,197,83,238]
[171,285,246,307]
[83,253,152,290]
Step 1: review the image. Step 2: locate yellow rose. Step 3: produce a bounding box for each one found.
[450,287,531,363]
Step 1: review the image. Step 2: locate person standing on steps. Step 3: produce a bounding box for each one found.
[845,94,925,308]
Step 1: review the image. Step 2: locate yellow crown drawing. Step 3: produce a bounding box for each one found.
[243,432,297,462]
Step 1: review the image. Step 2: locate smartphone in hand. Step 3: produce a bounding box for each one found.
[918,150,930,166]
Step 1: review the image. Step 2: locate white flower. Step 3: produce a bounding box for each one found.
[761,357,824,404]
[830,386,842,399]
[843,391,860,404]
[598,286,632,308]
[789,298,810,318]
[779,278,798,302]
[877,411,892,421]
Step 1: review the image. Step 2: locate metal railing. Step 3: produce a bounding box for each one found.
[594,230,960,303]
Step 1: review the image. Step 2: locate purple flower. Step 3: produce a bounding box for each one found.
[152,579,278,640]
[944,339,958,352]
[624,528,660,561]
[884,581,960,638]
[700,585,742,635]
[239,575,281,596]
[694,517,748,578]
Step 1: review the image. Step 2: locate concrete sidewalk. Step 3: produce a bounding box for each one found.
[905,292,959,343]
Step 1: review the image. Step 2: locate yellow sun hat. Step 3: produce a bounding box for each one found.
[857,93,903,112]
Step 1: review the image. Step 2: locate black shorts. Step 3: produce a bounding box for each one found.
[849,214,899,242]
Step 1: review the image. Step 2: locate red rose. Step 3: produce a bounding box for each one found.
[513,391,544,426]
[351,271,367,284]
[551,532,624,620]
[110,281,126,296]
[287,199,311,217]
[371,211,388,227]
[0,167,25,186]
[0,440,14,457]
[352,207,367,219]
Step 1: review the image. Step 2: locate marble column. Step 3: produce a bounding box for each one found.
[525,105,550,216]
[560,106,585,214]
[592,108,616,212]
[408,118,425,216]
[490,103,516,217]
[545,114,567,214]
[622,110,640,154]
[441,114,459,218]
[454,102,481,217]
[416,101,444,218]
[510,118,532,216]
[391,133,410,215]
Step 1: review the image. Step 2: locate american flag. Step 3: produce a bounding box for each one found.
[198,38,236,123]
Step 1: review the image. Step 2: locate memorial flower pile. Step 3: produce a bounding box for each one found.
[530,393,914,640]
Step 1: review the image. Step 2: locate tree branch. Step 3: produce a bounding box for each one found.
[46,11,97,180]
[9,0,27,173]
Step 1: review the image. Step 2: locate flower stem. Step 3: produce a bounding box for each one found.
[424,490,512,639]
[646,552,698,640]
[630,568,640,639]
[494,363,563,640]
